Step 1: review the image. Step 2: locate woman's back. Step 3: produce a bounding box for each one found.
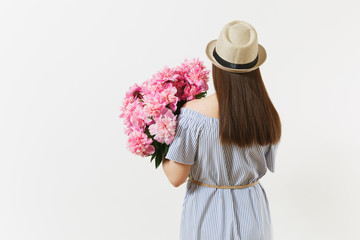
[165,104,279,240]
[183,93,277,180]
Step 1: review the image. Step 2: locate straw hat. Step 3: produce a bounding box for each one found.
[206,20,266,73]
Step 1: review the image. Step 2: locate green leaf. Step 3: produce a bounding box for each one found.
[164,144,169,155]
[195,91,207,99]
[155,154,162,169]
[150,153,156,162]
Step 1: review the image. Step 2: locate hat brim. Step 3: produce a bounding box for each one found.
[205,39,267,73]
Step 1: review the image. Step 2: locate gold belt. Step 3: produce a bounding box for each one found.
[188,176,259,189]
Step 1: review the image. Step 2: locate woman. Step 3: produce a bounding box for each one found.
[162,20,281,240]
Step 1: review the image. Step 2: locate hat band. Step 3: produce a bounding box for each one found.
[213,47,258,69]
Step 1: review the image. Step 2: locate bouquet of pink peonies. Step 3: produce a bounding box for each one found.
[119,58,210,168]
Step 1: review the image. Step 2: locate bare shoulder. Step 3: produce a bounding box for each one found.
[182,98,202,110]
[181,93,219,119]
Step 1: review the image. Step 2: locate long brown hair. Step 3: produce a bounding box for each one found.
[212,64,281,148]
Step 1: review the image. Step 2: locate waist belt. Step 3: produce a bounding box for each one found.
[188,176,259,189]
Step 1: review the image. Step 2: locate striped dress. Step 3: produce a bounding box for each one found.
[165,107,280,240]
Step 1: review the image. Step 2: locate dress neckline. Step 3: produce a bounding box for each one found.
[181,107,219,126]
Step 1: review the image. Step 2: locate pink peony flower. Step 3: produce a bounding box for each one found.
[119,97,142,124]
[125,83,142,99]
[141,78,165,93]
[183,84,201,101]
[153,65,180,82]
[148,108,177,144]
[127,130,155,157]
[159,86,179,111]
[142,93,166,118]
[129,104,148,131]
[189,65,210,90]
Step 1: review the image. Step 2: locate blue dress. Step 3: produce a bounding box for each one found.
[165,107,280,240]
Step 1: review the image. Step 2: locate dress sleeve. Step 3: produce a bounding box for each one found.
[265,142,280,173]
[164,113,203,166]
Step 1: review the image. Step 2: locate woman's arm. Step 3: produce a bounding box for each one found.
[162,158,191,187]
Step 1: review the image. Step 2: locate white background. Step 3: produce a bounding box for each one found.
[1,0,359,239]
